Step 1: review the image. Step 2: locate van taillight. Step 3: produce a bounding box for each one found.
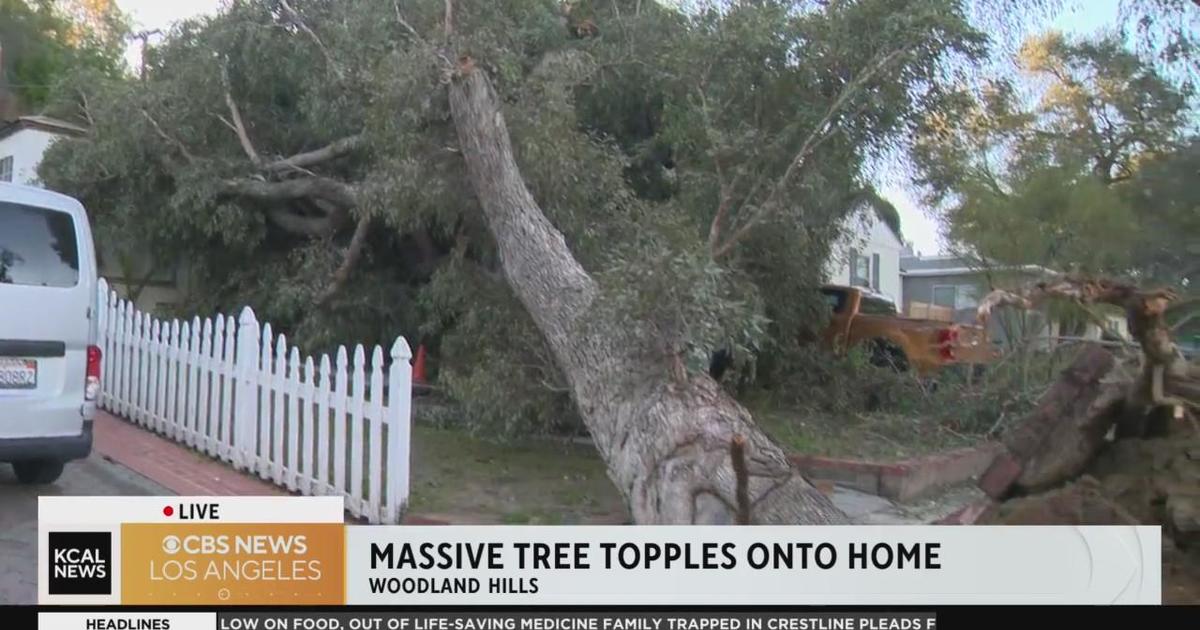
[86,345,101,401]
[937,328,959,362]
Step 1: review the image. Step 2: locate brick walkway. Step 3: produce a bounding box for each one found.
[93,410,286,496]
[92,410,448,524]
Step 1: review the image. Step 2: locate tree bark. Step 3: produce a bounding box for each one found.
[223,176,358,209]
[265,135,364,174]
[978,346,1125,499]
[447,62,845,525]
[315,214,371,305]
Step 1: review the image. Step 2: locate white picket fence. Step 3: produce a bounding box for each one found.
[94,279,413,523]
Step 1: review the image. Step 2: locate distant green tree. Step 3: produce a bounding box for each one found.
[914,31,1192,278]
[0,0,127,114]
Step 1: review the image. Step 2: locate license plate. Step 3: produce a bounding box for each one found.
[0,358,37,390]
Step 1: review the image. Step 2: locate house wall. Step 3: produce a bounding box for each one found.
[901,274,987,323]
[827,211,904,305]
[902,271,1062,346]
[1,127,186,314]
[0,127,59,185]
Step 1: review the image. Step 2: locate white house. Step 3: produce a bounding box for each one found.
[826,207,905,307]
[0,116,87,185]
[1,115,185,312]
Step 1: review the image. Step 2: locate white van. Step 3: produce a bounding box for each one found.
[0,183,99,484]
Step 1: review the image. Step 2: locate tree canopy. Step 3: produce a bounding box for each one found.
[38,0,988,434]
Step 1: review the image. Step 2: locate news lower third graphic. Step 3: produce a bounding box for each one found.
[38,496,345,606]
[39,496,1162,610]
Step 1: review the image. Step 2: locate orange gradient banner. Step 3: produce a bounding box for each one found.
[120,523,344,605]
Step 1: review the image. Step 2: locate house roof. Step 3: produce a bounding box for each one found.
[0,115,88,141]
[900,254,1057,278]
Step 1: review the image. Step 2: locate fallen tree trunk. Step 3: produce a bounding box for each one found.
[447,61,845,524]
[979,346,1125,498]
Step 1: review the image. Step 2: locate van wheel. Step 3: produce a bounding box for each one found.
[12,460,65,485]
[868,339,909,372]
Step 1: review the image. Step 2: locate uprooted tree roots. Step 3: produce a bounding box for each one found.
[968,274,1200,601]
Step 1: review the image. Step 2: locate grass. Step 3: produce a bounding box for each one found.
[745,393,985,461]
[401,393,990,523]
[406,424,628,524]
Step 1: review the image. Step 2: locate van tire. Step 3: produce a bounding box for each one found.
[12,460,65,485]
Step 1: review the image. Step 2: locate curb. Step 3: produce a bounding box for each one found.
[789,442,1003,502]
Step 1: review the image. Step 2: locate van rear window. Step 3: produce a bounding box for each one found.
[0,201,79,288]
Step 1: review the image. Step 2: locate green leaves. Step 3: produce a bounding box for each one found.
[915,28,1194,281]
[0,0,128,112]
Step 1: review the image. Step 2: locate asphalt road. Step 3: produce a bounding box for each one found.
[0,454,170,604]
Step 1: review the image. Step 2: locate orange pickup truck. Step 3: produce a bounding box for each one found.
[819,285,995,375]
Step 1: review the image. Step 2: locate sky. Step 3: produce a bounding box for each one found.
[116,0,224,68]
[114,0,1127,257]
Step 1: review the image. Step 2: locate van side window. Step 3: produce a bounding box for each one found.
[0,202,80,288]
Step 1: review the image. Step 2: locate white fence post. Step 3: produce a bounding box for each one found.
[234,307,260,472]
[385,337,413,524]
[367,345,385,523]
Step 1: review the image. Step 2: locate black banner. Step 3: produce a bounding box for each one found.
[14,606,1198,630]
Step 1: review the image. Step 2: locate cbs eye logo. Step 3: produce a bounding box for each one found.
[48,532,112,595]
[162,535,182,555]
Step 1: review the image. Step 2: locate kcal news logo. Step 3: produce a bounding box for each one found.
[48,531,112,595]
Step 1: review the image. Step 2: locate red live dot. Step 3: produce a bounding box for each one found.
[163,506,174,517]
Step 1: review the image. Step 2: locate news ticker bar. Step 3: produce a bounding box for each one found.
[39,612,937,630]
[39,497,1163,606]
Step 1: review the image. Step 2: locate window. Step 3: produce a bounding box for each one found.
[932,285,957,308]
[0,156,13,182]
[851,252,871,288]
[849,250,882,291]
[956,285,979,308]
[0,201,80,287]
[871,253,881,291]
[932,284,980,310]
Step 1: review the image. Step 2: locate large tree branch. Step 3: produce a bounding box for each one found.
[279,0,344,80]
[710,47,908,259]
[140,109,195,164]
[315,214,372,305]
[222,176,358,209]
[264,208,340,236]
[977,275,1182,367]
[222,64,263,167]
[264,135,364,174]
